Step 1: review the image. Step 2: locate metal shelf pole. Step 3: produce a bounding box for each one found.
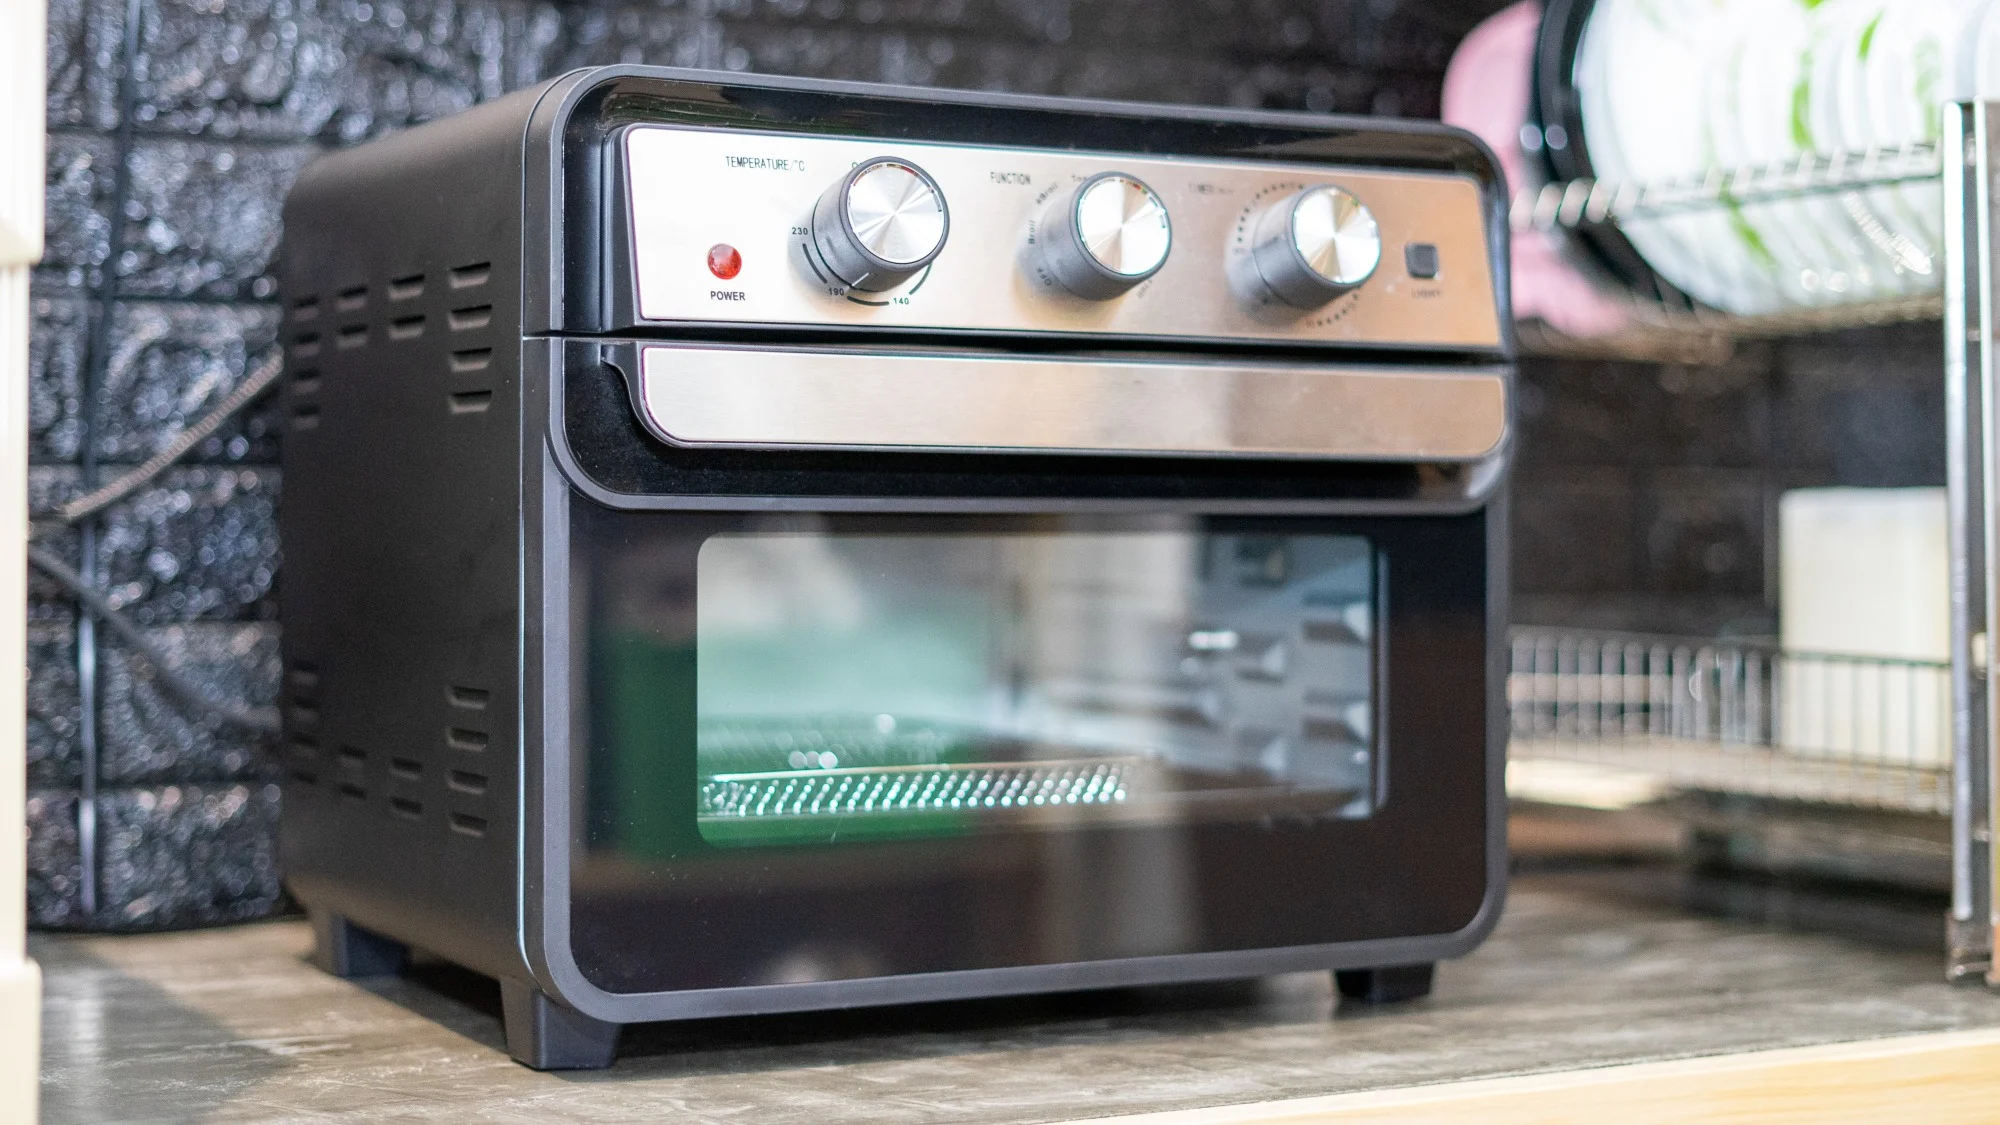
[1945,101,1995,982]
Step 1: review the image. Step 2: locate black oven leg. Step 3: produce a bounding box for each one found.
[501,979,621,1070]
[1334,963,1434,1005]
[308,909,408,978]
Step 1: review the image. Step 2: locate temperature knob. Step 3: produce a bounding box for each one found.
[1034,173,1172,300]
[1249,185,1381,308]
[810,157,949,292]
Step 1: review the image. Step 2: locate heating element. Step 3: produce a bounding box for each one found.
[277,66,1514,1069]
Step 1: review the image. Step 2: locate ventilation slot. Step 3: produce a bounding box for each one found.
[449,390,492,414]
[449,348,492,373]
[337,781,366,801]
[288,661,320,691]
[448,769,488,796]
[290,769,318,787]
[388,273,425,301]
[449,305,492,331]
[291,403,321,431]
[449,812,488,837]
[287,737,319,772]
[336,324,368,350]
[449,262,491,289]
[291,369,320,394]
[335,285,368,312]
[288,702,320,726]
[337,745,368,768]
[390,796,424,820]
[291,297,320,321]
[390,757,424,781]
[389,314,425,341]
[448,685,490,710]
[291,333,321,359]
[446,727,488,752]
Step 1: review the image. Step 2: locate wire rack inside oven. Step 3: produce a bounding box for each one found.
[1509,627,1952,816]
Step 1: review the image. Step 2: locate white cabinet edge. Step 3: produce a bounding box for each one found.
[0,0,45,1116]
[0,0,47,268]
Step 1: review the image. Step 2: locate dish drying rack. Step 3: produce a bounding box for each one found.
[1507,627,1962,910]
[1509,627,1951,817]
[1509,103,2000,981]
[1513,140,1947,363]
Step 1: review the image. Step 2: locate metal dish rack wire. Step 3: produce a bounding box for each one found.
[1510,628,1951,817]
[1511,141,1947,364]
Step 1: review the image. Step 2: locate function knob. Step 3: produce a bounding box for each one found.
[1035,173,1172,300]
[1249,185,1381,308]
[810,156,949,292]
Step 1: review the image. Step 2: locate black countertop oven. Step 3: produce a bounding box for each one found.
[276,65,1514,1069]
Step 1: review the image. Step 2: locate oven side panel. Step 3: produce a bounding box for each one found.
[277,82,548,981]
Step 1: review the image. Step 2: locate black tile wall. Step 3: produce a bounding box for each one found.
[31,297,281,463]
[28,0,1621,930]
[27,626,81,790]
[1638,467,1766,599]
[39,132,117,292]
[30,466,280,623]
[1511,319,1948,638]
[28,623,280,790]
[97,624,283,786]
[44,0,121,131]
[26,294,89,459]
[118,141,317,300]
[1509,465,1637,597]
[1513,351,1772,473]
[1773,323,1948,490]
[24,790,83,927]
[134,0,567,142]
[26,783,284,930]
[34,0,1947,927]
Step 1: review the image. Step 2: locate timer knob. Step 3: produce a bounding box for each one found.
[1034,173,1172,300]
[1249,185,1381,308]
[810,156,949,292]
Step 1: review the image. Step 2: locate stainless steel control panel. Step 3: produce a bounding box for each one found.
[621,126,1503,348]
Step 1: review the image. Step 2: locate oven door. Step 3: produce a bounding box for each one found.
[551,498,1499,1000]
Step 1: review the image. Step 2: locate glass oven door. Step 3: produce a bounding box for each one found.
[568,507,1494,995]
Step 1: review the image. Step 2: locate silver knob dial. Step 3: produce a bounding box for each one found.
[1035,173,1172,300]
[810,157,949,292]
[1249,185,1381,308]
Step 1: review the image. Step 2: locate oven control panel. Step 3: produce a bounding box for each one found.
[617,125,1503,349]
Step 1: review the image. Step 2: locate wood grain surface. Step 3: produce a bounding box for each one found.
[1080,1026,2000,1124]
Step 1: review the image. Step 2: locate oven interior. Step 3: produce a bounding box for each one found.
[588,520,1383,854]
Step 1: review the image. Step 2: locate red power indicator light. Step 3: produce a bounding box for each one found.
[707,243,743,280]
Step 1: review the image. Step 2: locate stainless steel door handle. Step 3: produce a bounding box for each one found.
[622,344,1511,463]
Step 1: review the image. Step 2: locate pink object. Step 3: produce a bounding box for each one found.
[1441,1,1631,338]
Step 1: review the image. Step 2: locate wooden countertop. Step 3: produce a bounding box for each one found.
[34,870,2000,1123]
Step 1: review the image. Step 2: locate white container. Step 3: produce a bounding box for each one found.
[1778,488,1951,769]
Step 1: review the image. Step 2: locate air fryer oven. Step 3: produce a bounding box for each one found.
[277,65,1513,1069]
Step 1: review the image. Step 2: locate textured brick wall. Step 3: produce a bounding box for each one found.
[31,0,1513,929]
